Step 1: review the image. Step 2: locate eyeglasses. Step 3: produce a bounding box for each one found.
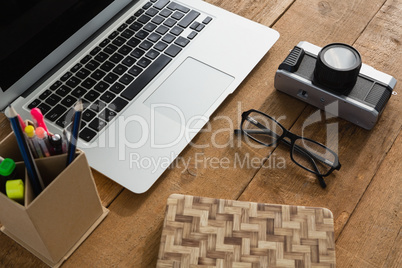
[235,109,341,188]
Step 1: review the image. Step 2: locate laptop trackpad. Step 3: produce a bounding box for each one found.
[144,57,234,124]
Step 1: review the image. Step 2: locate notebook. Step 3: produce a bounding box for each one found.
[0,0,279,193]
[158,194,336,267]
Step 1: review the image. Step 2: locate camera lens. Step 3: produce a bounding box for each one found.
[314,43,362,94]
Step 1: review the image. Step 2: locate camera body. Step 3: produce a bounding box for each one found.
[274,41,397,130]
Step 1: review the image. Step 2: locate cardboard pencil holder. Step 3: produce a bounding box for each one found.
[0,133,109,267]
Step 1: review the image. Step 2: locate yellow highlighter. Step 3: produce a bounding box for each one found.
[6,179,25,204]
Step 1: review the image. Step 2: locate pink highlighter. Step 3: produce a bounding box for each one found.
[30,108,49,134]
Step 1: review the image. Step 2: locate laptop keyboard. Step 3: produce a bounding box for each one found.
[27,0,213,142]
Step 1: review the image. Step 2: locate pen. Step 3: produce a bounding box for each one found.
[30,108,49,134]
[62,129,68,154]
[49,134,63,155]
[66,99,83,166]
[7,106,44,196]
[25,125,43,158]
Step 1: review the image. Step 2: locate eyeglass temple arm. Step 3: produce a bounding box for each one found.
[235,128,327,188]
[237,128,333,168]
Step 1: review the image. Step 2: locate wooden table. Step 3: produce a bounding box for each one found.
[0,0,400,267]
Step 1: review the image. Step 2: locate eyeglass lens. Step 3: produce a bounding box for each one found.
[242,111,337,176]
[292,139,337,175]
[241,112,283,146]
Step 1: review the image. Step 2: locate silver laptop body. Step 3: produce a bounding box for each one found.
[1,0,279,193]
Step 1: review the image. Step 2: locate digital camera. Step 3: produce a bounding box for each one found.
[274,41,397,129]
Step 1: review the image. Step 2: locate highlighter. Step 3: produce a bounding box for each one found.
[25,125,43,158]
[6,179,25,204]
[30,108,49,134]
[0,158,17,194]
[35,127,51,157]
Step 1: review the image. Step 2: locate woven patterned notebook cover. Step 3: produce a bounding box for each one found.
[157,194,335,268]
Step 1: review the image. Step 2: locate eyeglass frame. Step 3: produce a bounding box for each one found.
[235,109,341,187]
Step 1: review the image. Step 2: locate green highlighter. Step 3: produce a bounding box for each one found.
[0,158,17,194]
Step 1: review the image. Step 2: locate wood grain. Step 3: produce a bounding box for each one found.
[0,0,400,267]
[335,133,402,267]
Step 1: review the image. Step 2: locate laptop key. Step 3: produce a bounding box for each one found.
[70,63,82,73]
[95,52,109,62]
[80,55,92,64]
[50,81,62,90]
[79,127,97,142]
[119,74,135,85]
[162,33,175,43]
[121,29,135,39]
[165,44,182,57]
[159,9,172,17]
[45,104,67,122]
[99,108,117,122]
[45,94,61,106]
[39,89,52,100]
[84,90,100,102]
[109,97,129,112]
[37,103,51,115]
[100,92,116,103]
[56,110,72,128]
[152,15,165,25]
[61,95,77,107]
[110,82,126,94]
[127,37,141,47]
[178,10,200,28]
[129,22,143,31]
[104,73,119,84]
[156,25,169,35]
[82,109,97,122]
[154,0,169,10]
[76,68,91,79]
[91,70,107,80]
[56,85,71,97]
[94,81,110,92]
[60,72,72,81]
[138,15,151,24]
[112,36,126,47]
[85,60,100,71]
[145,8,159,17]
[122,56,136,67]
[100,61,115,72]
[138,57,152,68]
[131,48,145,58]
[140,40,153,50]
[81,77,97,89]
[71,86,87,98]
[154,41,168,51]
[174,36,190,47]
[167,2,190,13]
[170,26,183,36]
[122,54,171,100]
[128,65,143,77]
[118,45,132,55]
[28,99,41,109]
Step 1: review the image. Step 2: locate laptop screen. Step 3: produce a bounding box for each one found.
[0,0,117,91]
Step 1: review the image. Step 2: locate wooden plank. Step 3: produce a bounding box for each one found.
[62,0,394,267]
[335,132,401,267]
[238,0,402,248]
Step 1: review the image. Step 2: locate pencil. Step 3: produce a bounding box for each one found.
[7,105,44,196]
[66,99,83,166]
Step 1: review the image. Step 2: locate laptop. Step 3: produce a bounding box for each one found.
[0,0,279,193]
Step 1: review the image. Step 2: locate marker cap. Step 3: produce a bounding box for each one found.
[6,179,25,203]
[0,158,16,177]
[36,127,46,139]
[25,125,35,138]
